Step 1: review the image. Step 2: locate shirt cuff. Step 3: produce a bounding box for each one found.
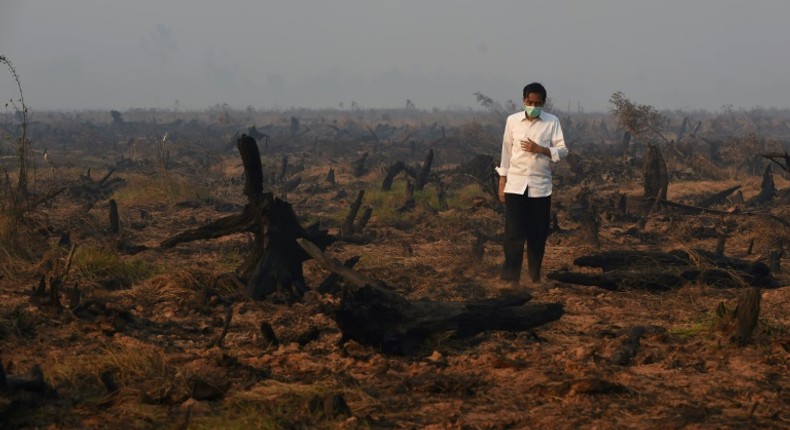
[495,166,508,176]
[549,147,561,162]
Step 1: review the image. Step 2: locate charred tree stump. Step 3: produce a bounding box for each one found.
[458,154,498,199]
[108,199,120,235]
[643,144,668,211]
[278,155,288,182]
[298,238,563,355]
[382,161,407,191]
[733,287,761,346]
[1,363,48,394]
[621,131,631,158]
[415,149,434,191]
[352,152,368,177]
[748,164,776,206]
[161,135,333,301]
[341,190,365,236]
[356,207,373,233]
[398,181,416,212]
[326,168,336,185]
[768,241,783,273]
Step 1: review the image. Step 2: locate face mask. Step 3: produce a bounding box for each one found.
[525,105,542,117]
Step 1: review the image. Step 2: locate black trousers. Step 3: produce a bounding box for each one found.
[501,192,551,283]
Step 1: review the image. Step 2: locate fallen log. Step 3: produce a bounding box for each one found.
[297,238,564,355]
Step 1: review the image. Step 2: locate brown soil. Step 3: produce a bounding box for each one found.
[1,148,789,430]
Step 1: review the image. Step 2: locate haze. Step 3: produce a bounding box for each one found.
[2,0,789,112]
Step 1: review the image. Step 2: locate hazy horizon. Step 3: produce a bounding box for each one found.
[2,1,790,113]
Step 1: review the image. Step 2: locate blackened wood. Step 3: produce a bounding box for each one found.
[382,161,406,191]
[352,152,368,177]
[696,185,741,208]
[356,207,372,232]
[259,321,279,346]
[108,199,120,235]
[298,238,563,355]
[237,134,264,197]
[415,149,434,190]
[472,231,484,261]
[749,164,776,206]
[278,155,288,182]
[398,181,415,212]
[1,364,47,393]
[758,151,790,173]
[326,168,335,185]
[733,287,760,346]
[547,270,682,292]
[768,242,783,273]
[621,131,631,156]
[317,256,361,295]
[643,144,668,203]
[341,190,365,235]
[281,176,302,193]
[610,326,646,365]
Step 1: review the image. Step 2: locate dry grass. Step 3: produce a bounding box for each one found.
[0,301,38,341]
[191,381,349,430]
[111,173,213,206]
[71,245,155,290]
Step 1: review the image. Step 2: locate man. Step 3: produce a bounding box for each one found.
[495,82,568,288]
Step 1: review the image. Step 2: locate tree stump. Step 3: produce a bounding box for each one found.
[643,144,668,210]
[161,135,333,301]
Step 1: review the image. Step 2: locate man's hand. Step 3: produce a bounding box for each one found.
[498,176,506,204]
[520,138,551,157]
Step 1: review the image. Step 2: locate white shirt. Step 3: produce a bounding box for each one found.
[495,110,568,197]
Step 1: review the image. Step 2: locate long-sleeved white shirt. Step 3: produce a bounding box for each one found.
[495,110,568,197]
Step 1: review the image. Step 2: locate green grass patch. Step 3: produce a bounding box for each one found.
[669,301,736,337]
[72,245,156,289]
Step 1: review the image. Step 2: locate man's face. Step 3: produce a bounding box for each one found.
[523,92,545,107]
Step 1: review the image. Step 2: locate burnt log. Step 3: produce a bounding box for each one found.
[298,238,563,355]
[547,270,683,292]
[696,185,741,208]
[161,135,333,301]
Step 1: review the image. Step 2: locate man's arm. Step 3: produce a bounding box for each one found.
[548,120,569,162]
[495,117,512,204]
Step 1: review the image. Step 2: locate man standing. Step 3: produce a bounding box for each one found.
[495,82,568,288]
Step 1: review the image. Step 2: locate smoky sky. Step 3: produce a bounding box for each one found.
[1,0,789,112]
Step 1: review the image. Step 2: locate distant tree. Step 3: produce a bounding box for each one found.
[609,91,667,141]
[405,99,416,110]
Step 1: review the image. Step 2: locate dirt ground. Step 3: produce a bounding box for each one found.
[1,152,789,430]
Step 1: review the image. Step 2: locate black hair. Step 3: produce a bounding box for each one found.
[522,82,547,102]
